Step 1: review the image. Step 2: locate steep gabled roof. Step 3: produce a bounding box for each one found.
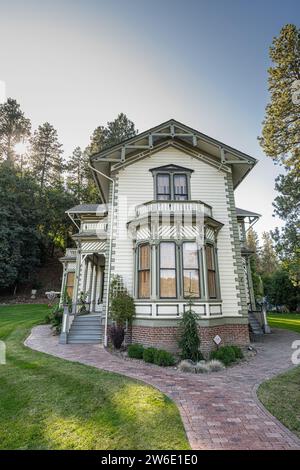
[90,119,258,202]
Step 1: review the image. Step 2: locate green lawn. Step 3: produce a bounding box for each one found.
[267,312,300,333]
[0,304,189,450]
[258,312,300,439]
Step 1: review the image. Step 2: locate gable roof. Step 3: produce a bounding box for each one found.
[236,207,261,218]
[90,119,258,202]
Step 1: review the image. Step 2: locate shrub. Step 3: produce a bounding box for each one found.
[178,359,196,373]
[45,302,63,334]
[230,345,244,360]
[194,361,209,373]
[153,349,175,367]
[127,343,144,359]
[178,298,203,362]
[210,345,236,366]
[109,324,125,349]
[110,275,135,326]
[206,359,225,372]
[143,347,156,363]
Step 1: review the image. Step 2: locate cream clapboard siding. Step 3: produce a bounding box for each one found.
[112,146,240,317]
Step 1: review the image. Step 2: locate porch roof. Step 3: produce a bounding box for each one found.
[66,204,107,215]
[236,207,261,218]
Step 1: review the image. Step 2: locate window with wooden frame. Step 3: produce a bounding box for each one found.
[182,242,200,297]
[66,272,75,298]
[156,174,171,200]
[159,242,177,298]
[174,174,188,200]
[206,244,217,298]
[138,244,151,298]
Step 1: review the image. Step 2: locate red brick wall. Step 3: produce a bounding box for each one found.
[130,323,250,356]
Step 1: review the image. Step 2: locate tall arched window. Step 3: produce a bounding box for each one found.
[206,244,217,298]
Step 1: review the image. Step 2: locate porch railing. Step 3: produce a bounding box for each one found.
[81,222,108,232]
[135,200,212,218]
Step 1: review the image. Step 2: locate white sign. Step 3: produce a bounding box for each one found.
[213,335,222,345]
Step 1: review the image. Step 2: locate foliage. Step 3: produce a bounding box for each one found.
[45,302,63,334]
[210,345,242,366]
[29,122,64,190]
[143,347,157,364]
[0,98,31,164]
[259,24,300,172]
[0,163,41,289]
[78,291,89,314]
[127,343,144,359]
[271,170,300,287]
[260,232,278,275]
[0,304,189,450]
[110,274,135,326]
[264,269,299,311]
[153,349,176,367]
[178,298,202,362]
[88,113,137,155]
[109,324,125,349]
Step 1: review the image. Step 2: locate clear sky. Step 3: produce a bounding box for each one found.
[1,0,299,239]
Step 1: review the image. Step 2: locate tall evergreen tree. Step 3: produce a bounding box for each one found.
[29,122,64,190]
[259,24,300,288]
[260,231,278,275]
[259,24,300,171]
[88,113,137,155]
[0,98,31,164]
[247,228,263,299]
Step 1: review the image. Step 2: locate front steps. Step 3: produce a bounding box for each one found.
[248,311,264,337]
[68,314,103,344]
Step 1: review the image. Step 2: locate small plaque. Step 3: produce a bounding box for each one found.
[213,335,222,345]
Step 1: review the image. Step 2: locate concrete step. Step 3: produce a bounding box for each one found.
[68,338,100,344]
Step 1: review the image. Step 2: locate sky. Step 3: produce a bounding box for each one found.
[0,0,299,241]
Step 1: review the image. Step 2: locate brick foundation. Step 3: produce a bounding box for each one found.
[130,322,250,356]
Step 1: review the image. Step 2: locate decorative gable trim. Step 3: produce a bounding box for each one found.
[149,164,194,173]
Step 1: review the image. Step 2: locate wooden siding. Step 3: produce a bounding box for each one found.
[113,146,241,317]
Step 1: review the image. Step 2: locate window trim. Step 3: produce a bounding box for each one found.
[182,241,201,298]
[205,243,218,299]
[159,241,177,299]
[151,166,192,201]
[137,243,151,299]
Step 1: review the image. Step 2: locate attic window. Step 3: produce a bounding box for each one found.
[151,165,193,201]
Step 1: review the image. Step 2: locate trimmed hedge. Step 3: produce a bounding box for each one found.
[210,345,243,366]
[154,349,176,367]
[143,347,157,364]
[127,343,144,359]
[128,344,176,367]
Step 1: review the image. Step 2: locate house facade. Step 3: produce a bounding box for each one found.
[59,119,263,353]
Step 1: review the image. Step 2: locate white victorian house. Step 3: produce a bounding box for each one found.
[59,119,267,354]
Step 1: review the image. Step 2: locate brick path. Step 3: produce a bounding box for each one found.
[25,326,300,450]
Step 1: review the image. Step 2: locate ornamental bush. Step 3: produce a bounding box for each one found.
[178,298,203,362]
[153,349,175,367]
[210,345,237,366]
[127,343,144,359]
[110,275,135,327]
[109,324,125,349]
[45,302,63,334]
[143,347,156,364]
[230,345,244,360]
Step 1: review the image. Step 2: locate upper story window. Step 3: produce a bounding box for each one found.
[138,243,151,298]
[151,164,193,201]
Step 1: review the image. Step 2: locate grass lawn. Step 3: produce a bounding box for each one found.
[267,312,300,333]
[258,312,300,439]
[0,304,189,450]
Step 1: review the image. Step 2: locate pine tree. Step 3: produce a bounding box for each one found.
[247,228,263,299]
[259,24,300,172]
[260,232,278,275]
[66,147,85,203]
[29,122,64,190]
[88,113,137,156]
[0,98,31,164]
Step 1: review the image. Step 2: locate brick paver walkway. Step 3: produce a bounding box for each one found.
[25,326,300,450]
